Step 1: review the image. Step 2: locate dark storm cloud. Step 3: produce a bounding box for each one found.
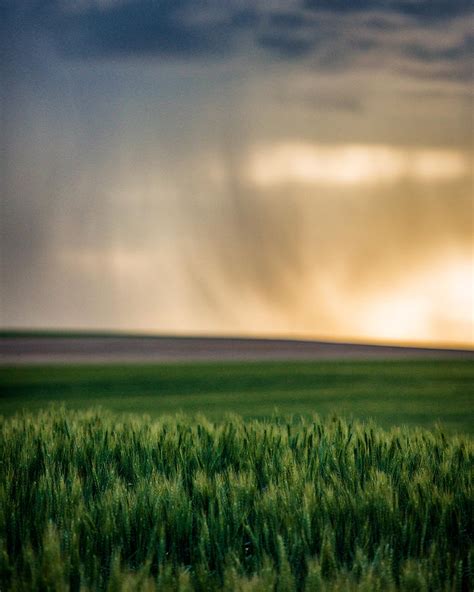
[1,0,259,59]
[54,3,253,59]
[404,35,474,63]
[303,0,471,20]
[1,0,472,340]
[268,11,309,29]
[3,0,471,66]
[255,3,472,78]
[303,0,378,13]
[257,34,314,59]
[391,0,471,20]
[398,36,473,83]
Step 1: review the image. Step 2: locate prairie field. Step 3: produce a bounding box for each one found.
[1,409,472,591]
[0,360,473,590]
[1,360,473,434]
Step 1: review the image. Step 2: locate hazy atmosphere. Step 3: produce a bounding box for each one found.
[1,0,472,345]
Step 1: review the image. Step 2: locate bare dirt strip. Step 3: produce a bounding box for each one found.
[0,335,472,364]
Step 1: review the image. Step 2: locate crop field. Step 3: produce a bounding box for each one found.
[1,360,473,434]
[1,409,472,591]
[0,360,473,590]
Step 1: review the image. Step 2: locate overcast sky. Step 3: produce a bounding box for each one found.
[1,0,472,345]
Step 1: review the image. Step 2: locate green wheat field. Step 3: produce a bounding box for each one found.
[0,360,473,590]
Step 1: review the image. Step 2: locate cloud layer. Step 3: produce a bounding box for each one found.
[1,0,472,344]
[3,0,473,73]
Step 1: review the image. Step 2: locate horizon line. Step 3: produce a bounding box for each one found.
[1,327,472,352]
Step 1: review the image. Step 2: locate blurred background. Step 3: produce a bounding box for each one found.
[1,0,472,346]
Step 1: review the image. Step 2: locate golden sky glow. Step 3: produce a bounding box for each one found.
[1,0,473,346]
[248,143,470,186]
[354,256,473,344]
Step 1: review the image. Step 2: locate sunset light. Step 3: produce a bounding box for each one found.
[357,256,473,345]
[1,2,473,589]
[248,143,470,187]
[2,0,472,347]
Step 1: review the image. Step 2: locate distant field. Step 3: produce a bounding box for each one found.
[1,360,473,434]
[2,334,472,363]
[1,359,473,590]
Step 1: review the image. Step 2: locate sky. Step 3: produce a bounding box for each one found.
[1,0,473,345]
